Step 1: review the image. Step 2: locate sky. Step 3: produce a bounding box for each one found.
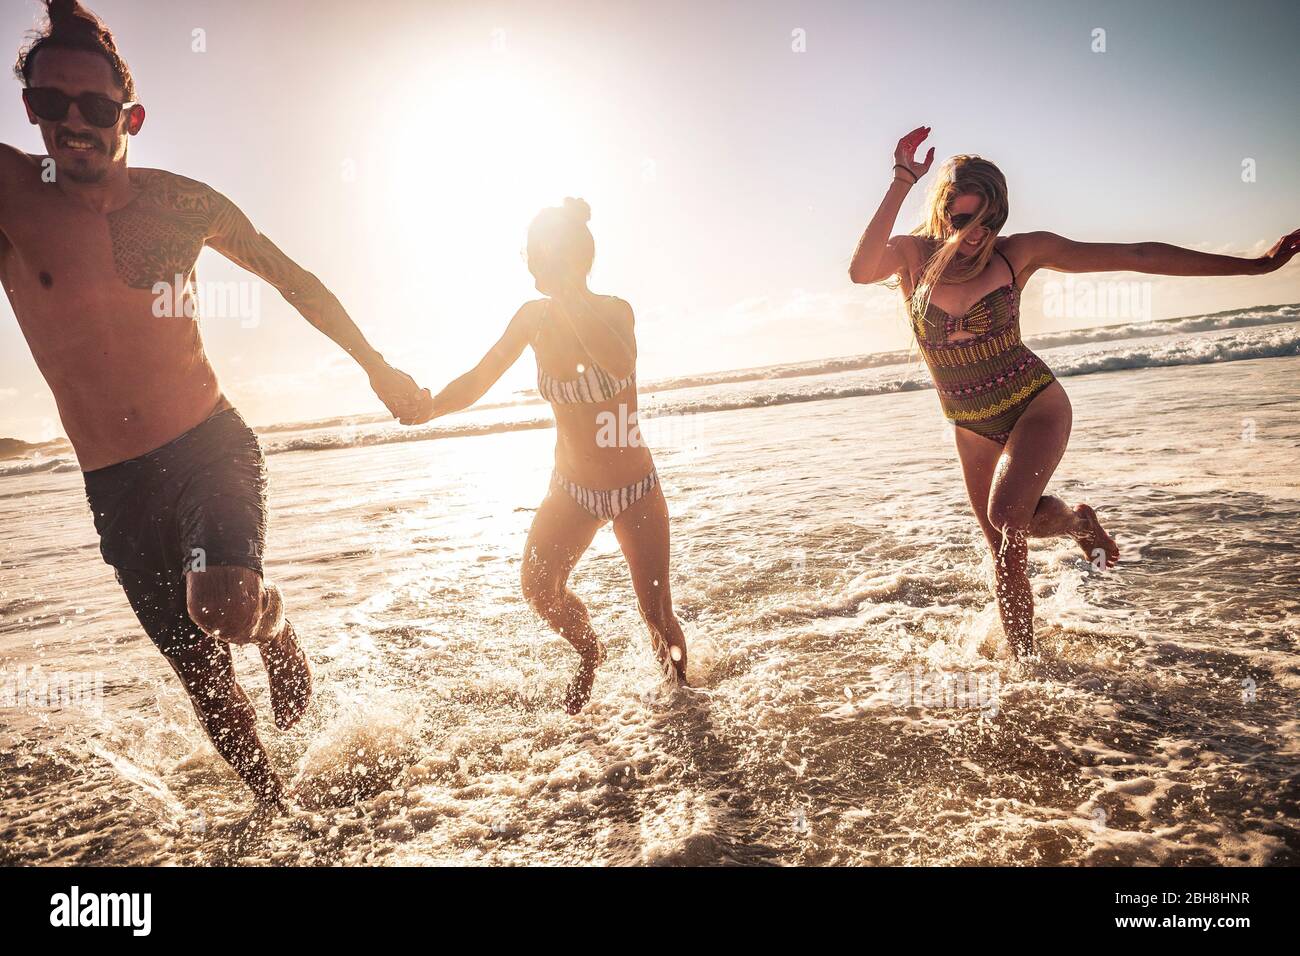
[1,0,1297,441]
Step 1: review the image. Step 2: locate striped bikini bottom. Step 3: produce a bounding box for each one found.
[552,468,659,523]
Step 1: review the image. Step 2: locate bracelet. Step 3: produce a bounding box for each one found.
[892,164,917,184]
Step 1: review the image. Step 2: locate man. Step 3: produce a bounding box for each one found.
[2,1,431,807]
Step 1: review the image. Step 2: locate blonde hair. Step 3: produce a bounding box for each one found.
[909,155,1009,320]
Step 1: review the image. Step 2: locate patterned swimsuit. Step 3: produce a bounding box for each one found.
[910,249,1056,444]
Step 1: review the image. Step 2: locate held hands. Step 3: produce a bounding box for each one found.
[894,126,935,185]
[367,361,434,426]
[1255,228,1300,274]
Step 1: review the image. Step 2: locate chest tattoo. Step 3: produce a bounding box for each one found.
[106,173,216,289]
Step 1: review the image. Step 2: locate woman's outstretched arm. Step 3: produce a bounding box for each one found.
[849,126,934,285]
[416,301,543,422]
[1018,228,1300,277]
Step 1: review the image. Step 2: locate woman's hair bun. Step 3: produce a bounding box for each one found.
[561,197,591,224]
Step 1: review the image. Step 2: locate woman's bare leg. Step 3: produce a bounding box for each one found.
[954,425,1087,546]
[612,484,688,686]
[956,426,1035,654]
[984,383,1075,655]
[955,385,1119,656]
[954,426,1003,550]
[521,486,605,713]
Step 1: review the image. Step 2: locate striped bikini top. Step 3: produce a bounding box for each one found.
[537,360,636,405]
[534,301,636,405]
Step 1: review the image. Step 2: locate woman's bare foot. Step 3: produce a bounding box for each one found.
[670,643,688,686]
[1073,504,1119,568]
[562,639,606,715]
[652,634,688,687]
[260,620,313,730]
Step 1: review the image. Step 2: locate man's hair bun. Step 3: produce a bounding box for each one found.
[15,0,137,99]
[46,0,99,39]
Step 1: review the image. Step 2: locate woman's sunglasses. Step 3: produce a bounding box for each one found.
[22,87,137,129]
[947,213,980,231]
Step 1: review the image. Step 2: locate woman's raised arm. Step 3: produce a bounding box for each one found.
[849,126,935,285]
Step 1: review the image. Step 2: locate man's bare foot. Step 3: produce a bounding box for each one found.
[253,791,291,819]
[562,639,606,715]
[1073,504,1119,568]
[260,620,313,730]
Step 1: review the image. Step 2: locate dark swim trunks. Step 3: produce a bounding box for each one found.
[83,407,268,656]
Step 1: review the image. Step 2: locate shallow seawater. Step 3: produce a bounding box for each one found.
[1,356,1297,865]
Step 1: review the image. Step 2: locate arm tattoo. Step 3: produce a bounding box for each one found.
[201,182,384,370]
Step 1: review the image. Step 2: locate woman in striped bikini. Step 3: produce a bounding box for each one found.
[850,127,1297,656]
[416,198,687,711]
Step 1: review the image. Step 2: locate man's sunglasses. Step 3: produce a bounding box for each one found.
[22,87,137,129]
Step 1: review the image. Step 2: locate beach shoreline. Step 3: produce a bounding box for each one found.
[2,351,1296,865]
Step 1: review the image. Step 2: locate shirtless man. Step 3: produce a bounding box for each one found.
[2,1,431,807]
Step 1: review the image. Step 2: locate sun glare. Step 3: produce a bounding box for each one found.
[385,64,603,281]
[369,59,612,393]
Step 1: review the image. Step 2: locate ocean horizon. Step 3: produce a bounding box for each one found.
[3,300,1297,476]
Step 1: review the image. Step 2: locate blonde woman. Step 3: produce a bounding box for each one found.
[415,199,687,711]
[849,126,1300,655]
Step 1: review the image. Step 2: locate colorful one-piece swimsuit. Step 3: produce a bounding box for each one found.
[536,304,658,522]
[910,249,1056,445]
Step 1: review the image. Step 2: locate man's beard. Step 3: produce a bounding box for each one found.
[50,129,120,184]
[62,159,109,184]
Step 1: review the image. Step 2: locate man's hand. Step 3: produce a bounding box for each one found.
[367,362,433,425]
